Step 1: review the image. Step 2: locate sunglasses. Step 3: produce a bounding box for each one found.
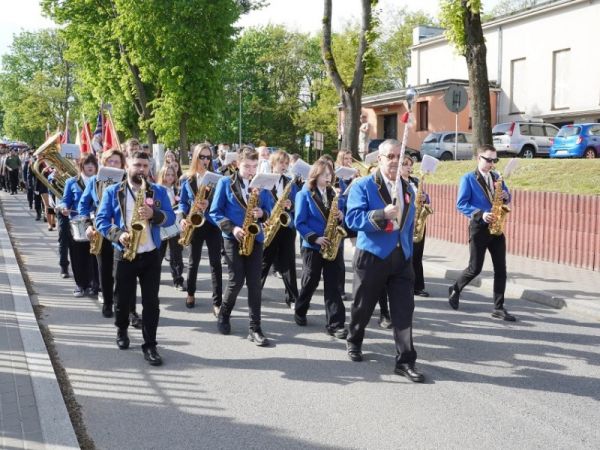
[198,155,211,160]
[480,155,499,163]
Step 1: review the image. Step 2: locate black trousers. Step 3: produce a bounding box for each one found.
[453,222,507,309]
[337,242,347,296]
[295,247,346,331]
[261,226,299,304]
[70,239,95,290]
[97,238,115,306]
[221,238,262,329]
[57,214,71,269]
[348,247,417,365]
[8,170,19,193]
[159,235,184,284]
[34,193,42,217]
[27,187,34,208]
[187,223,222,306]
[114,248,161,347]
[412,231,426,292]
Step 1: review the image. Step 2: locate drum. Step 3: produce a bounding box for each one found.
[160,223,181,242]
[70,216,89,242]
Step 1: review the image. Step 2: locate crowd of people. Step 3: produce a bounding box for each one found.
[3,136,515,383]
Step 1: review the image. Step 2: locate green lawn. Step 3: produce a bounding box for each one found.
[416,159,600,195]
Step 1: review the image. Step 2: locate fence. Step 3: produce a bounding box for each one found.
[425,184,600,271]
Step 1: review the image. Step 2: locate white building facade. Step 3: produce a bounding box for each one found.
[407,0,600,126]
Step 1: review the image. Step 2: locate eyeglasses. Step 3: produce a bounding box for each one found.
[480,155,499,163]
[198,155,211,160]
[380,153,401,161]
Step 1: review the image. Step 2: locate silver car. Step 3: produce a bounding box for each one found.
[492,121,559,158]
[420,132,474,160]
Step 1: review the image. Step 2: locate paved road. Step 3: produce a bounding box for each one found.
[2,191,600,449]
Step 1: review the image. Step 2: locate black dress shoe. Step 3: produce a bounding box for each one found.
[217,315,231,335]
[185,296,195,309]
[394,363,425,383]
[60,267,69,279]
[347,343,363,362]
[102,304,114,318]
[491,308,516,322]
[294,313,307,326]
[378,314,392,329]
[174,281,186,291]
[248,328,269,347]
[142,346,163,366]
[326,327,348,339]
[130,312,142,329]
[448,286,460,310]
[116,330,130,350]
[414,289,430,297]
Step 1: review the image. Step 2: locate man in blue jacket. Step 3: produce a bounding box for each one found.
[448,144,515,321]
[345,139,424,383]
[96,151,175,366]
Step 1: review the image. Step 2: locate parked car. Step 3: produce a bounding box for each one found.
[550,124,600,158]
[492,121,559,158]
[368,139,421,162]
[420,132,474,161]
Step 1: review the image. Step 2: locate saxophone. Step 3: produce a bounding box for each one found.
[178,184,208,247]
[238,187,260,256]
[413,174,433,243]
[263,179,292,248]
[89,180,106,255]
[488,172,511,236]
[320,191,347,261]
[123,177,148,261]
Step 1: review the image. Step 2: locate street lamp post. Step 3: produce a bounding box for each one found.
[238,85,242,148]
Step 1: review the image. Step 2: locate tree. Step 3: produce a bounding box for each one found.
[440,0,492,150]
[0,29,77,145]
[321,0,378,157]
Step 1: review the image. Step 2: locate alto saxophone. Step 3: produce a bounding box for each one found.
[263,179,292,248]
[239,186,260,256]
[489,172,510,236]
[320,191,347,261]
[123,177,148,261]
[178,184,208,247]
[413,174,433,243]
[89,180,106,255]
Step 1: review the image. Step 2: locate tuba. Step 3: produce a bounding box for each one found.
[263,178,293,248]
[320,191,347,261]
[352,157,375,177]
[30,132,78,198]
[488,172,511,236]
[178,184,208,247]
[239,186,260,256]
[122,177,148,261]
[413,174,433,243]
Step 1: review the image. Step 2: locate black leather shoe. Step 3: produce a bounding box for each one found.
[185,296,195,309]
[378,314,392,329]
[130,312,142,329]
[294,313,307,326]
[60,268,69,279]
[414,289,430,297]
[174,281,186,292]
[142,346,163,366]
[347,343,363,362]
[248,328,269,347]
[102,304,114,318]
[116,330,129,350]
[217,315,231,335]
[326,327,348,339]
[394,363,425,383]
[448,286,460,310]
[491,308,516,322]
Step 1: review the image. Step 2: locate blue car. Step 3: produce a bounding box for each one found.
[550,123,600,158]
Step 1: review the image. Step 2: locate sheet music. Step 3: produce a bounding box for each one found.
[249,173,280,190]
[198,171,222,187]
[97,167,125,184]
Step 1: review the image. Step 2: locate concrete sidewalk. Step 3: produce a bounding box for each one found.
[0,194,79,449]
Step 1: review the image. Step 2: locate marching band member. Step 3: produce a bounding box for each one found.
[345,139,424,383]
[209,147,273,346]
[293,159,347,339]
[79,149,126,317]
[96,151,175,366]
[179,143,223,313]
[156,164,185,291]
[448,144,514,321]
[58,154,98,298]
[260,150,299,309]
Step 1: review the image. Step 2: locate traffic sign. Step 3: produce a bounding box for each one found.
[444,84,468,113]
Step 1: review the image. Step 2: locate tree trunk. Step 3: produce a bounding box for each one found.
[341,90,360,153]
[146,128,156,147]
[178,112,189,165]
[463,2,493,153]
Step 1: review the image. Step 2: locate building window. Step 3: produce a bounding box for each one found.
[552,49,570,110]
[510,58,526,114]
[417,101,428,131]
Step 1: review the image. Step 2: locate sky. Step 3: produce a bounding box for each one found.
[0,0,502,58]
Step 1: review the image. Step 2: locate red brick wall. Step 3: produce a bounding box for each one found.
[426,184,600,271]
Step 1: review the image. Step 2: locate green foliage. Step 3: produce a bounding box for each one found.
[439,0,468,55]
[0,29,77,145]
